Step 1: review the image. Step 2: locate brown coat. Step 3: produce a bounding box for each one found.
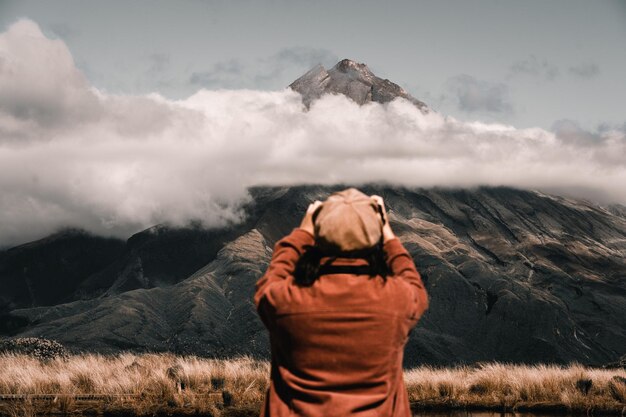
[254,227,429,417]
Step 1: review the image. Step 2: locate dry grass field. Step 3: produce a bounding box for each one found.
[404,361,625,413]
[0,352,624,416]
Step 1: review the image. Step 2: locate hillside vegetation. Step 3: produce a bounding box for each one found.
[1,353,625,416]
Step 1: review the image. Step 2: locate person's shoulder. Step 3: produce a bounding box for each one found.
[279,227,315,247]
[383,236,402,248]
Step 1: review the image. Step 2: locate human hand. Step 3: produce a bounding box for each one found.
[370,195,396,243]
[299,200,323,237]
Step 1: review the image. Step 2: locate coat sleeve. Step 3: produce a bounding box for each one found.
[254,227,315,326]
[383,237,429,322]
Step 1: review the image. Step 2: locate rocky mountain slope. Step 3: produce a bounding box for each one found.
[2,184,625,366]
[1,60,625,367]
[289,59,428,111]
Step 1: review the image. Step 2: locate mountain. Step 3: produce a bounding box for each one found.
[0,221,255,316]
[289,59,428,111]
[1,60,625,367]
[2,184,625,366]
[0,229,124,313]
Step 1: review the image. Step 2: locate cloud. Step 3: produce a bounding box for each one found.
[598,121,626,134]
[146,53,170,75]
[0,19,102,133]
[1,20,626,247]
[446,75,513,113]
[254,46,339,85]
[189,59,246,89]
[569,62,600,78]
[510,55,560,80]
[190,47,338,89]
[47,22,78,40]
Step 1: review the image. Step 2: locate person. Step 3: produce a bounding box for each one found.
[254,187,429,417]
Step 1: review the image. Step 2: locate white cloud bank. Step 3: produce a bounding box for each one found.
[1,19,625,247]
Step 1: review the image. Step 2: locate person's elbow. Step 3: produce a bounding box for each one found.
[410,284,429,321]
[418,287,429,317]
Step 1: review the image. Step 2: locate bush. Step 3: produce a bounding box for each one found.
[0,337,69,361]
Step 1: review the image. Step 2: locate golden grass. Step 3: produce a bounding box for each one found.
[0,352,269,416]
[405,362,626,414]
[0,353,624,416]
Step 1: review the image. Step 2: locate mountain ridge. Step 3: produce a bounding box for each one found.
[289,58,428,111]
[1,61,625,367]
[2,184,625,366]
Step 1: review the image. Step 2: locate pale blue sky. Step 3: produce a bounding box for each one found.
[1,0,624,130]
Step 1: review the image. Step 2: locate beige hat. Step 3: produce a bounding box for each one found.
[313,187,384,252]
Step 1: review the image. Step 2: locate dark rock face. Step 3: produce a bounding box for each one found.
[70,220,255,301]
[2,185,625,367]
[0,221,256,319]
[0,229,125,314]
[289,59,428,111]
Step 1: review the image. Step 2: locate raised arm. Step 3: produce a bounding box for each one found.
[371,194,429,322]
[383,237,429,321]
[254,201,322,330]
[254,227,315,309]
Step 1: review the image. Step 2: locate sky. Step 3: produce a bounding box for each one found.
[0,1,625,247]
[1,0,624,129]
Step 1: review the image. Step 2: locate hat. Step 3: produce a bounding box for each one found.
[313,187,384,252]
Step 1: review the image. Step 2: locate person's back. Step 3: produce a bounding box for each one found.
[254,188,429,417]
